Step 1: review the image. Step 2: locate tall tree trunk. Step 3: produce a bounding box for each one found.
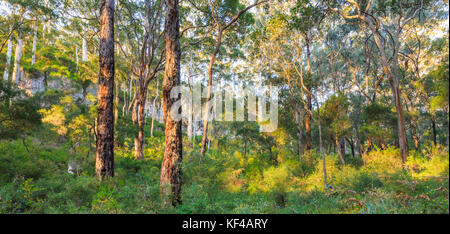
[297,107,303,160]
[346,137,355,158]
[134,85,147,160]
[31,21,38,65]
[76,46,79,71]
[132,91,139,155]
[150,99,156,137]
[340,138,346,156]
[412,120,419,150]
[192,121,196,149]
[431,116,437,146]
[3,25,13,81]
[367,21,408,163]
[12,23,24,84]
[200,30,222,156]
[305,40,312,151]
[114,42,120,126]
[200,0,266,156]
[95,0,115,179]
[151,79,159,137]
[122,81,127,116]
[316,98,327,190]
[82,24,88,62]
[335,135,345,164]
[391,80,409,163]
[160,0,183,207]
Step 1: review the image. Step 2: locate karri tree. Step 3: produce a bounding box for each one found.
[95,0,115,179]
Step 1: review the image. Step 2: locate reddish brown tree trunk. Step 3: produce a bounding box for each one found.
[160,0,183,207]
[95,0,115,179]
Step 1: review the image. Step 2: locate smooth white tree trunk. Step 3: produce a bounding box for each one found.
[12,33,23,84]
[31,22,38,65]
[82,26,88,62]
[3,27,13,81]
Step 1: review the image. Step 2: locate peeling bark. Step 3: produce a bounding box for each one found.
[160,0,183,207]
[95,0,115,179]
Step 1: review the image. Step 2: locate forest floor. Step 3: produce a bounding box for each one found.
[0,134,448,214]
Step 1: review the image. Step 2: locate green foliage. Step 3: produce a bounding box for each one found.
[321,94,352,139]
[91,185,120,214]
[0,0,448,215]
[0,134,448,214]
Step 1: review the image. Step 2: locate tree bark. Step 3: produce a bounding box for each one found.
[31,21,38,65]
[200,30,222,156]
[431,116,437,146]
[122,81,127,116]
[160,0,183,207]
[412,119,419,150]
[82,25,88,62]
[200,0,267,156]
[95,0,115,179]
[134,85,147,160]
[3,25,13,81]
[305,40,312,151]
[316,98,327,190]
[114,80,119,125]
[366,19,409,163]
[335,135,345,164]
[297,107,303,160]
[12,22,23,84]
[346,137,355,158]
[114,44,120,126]
[12,6,26,84]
